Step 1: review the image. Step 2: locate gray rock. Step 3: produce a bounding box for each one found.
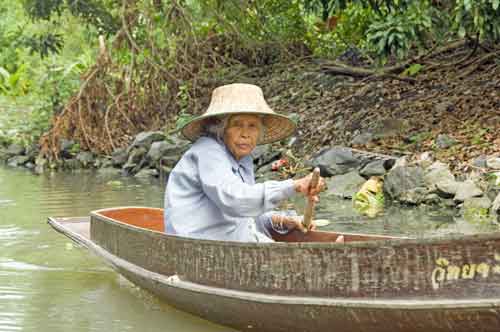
[164,134,190,150]
[63,158,82,170]
[436,180,460,198]
[472,155,488,168]
[424,161,455,191]
[7,155,30,167]
[35,155,47,168]
[95,157,113,169]
[0,149,8,162]
[255,163,281,181]
[401,187,430,204]
[76,151,95,168]
[122,161,137,173]
[414,151,434,169]
[147,140,189,164]
[463,196,492,210]
[25,162,35,169]
[148,141,170,163]
[462,196,493,223]
[25,144,39,158]
[123,147,148,174]
[454,180,483,202]
[59,139,76,158]
[127,147,147,165]
[325,171,366,199]
[129,131,166,151]
[424,193,441,204]
[486,157,500,170]
[435,134,457,149]
[351,132,374,146]
[309,146,360,177]
[60,138,75,151]
[160,155,181,168]
[111,148,128,167]
[6,144,24,156]
[286,136,301,147]
[486,183,500,202]
[359,160,387,177]
[251,145,281,168]
[134,168,159,178]
[492,193,500,214]
[384,166,428,204]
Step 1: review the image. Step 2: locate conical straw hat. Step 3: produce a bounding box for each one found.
[181,83,296,144]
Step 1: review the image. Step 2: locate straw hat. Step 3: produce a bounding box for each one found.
[181,83,296,144]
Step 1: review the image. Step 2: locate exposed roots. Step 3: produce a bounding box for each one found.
[39,0,308,160]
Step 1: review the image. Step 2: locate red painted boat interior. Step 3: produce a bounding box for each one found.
[98,207,396,243]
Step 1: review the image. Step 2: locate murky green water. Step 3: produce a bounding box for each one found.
[0,165,495,332]
[0,167,234,332]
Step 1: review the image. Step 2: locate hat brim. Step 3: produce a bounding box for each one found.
[181,111,296,145]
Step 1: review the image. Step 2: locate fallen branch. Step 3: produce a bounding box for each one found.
[320,39,468,79]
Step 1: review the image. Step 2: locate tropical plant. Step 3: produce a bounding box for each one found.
[0,65,31,96]
[453,0,500,41]
[366,2,433,60]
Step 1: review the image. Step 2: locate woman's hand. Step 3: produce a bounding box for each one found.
[272,214,316,233]
[293,171,326,202]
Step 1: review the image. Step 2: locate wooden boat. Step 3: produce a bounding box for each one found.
[48,206,500,332]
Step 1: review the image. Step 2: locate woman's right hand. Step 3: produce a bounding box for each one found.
[293,171,326,202]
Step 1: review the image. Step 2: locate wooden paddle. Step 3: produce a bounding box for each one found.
[302,167,320,232]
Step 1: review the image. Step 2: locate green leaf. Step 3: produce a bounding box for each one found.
[493,0,500,10]
[402,63,423,76]
[0,67,10,81]
[464,0,472,11]
[458,25,466,38]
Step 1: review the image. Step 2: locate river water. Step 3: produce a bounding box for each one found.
[0,165,494,332]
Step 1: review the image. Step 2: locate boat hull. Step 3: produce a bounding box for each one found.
[48,207,500,332]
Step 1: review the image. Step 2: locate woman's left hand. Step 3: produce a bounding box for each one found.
[272,214,316,233]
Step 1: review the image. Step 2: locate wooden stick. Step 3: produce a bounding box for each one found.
[302,167,320,231]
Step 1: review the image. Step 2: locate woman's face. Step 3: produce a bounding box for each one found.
[224,114,262,160]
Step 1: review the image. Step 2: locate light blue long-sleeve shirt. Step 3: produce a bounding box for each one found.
[164,136,296,242]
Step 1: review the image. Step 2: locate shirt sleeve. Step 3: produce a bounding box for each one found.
[196,147,296,218]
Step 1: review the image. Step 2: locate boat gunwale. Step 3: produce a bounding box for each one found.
[90,206,500,249]
[47,216,500,310]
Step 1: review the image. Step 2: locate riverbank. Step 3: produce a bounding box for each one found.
[1,43,499,223]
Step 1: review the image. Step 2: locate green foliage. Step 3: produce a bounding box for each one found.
[200,0,308,44]
[23,33,64,58]
[402,63,424,76]
[408,131,432,144]
[174,111,196,132]
[2,0,500,152]
[23,0,64,20]
[366,2,432,60]
[0,0,97,145]
[20,0,118,58]
[0,65,31,96]
[23,0,119,34]
[453,0,500,41]
[306,3,375,57]
[463,206,496,226]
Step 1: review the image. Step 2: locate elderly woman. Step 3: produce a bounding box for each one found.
[164,83,324,242]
